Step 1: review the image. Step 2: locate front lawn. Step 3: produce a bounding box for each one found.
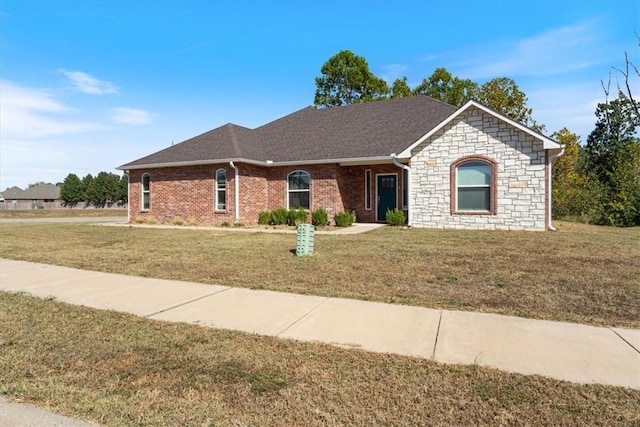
[0,221,638,327]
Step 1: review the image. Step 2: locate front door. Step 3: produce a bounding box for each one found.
[376,174,397,221]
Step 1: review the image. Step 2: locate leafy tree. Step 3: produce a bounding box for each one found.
[390,77,412,99]
[477,77,544,132]
[581,92,640,226]
[582,93,638,187]
[412,67,478,106]
[92,172,121,207]
[314,50,389,107]
[81,174,95,205]
[117,174,129,204]
[28,181,54,188]
[550,128,600,220]
[59,174,83,205]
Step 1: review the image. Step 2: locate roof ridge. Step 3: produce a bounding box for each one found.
[226,123,243,157]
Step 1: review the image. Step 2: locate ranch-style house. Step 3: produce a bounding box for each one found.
[118,96,564,231]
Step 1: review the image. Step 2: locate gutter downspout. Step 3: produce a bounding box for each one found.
[125,170,130,223]
[229,161,240,222]
[391,153,411,227]
[547,147,565,231]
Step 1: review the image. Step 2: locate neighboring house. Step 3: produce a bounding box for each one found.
[0,185,62,209]
[118,96,564,231]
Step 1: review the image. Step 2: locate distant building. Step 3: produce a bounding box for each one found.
[0,184,62,209]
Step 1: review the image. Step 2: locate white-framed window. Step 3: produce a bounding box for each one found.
[364,169,372,210]
[141,173,150,211]
[456,161,492,212]
[215,168,226,211]
[287,170,310,210]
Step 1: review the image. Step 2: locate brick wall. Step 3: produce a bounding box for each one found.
[128,162,410,226]
[411,107,548,231]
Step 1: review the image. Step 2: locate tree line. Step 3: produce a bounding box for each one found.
[314,48,640,226]
[59,172,128,207]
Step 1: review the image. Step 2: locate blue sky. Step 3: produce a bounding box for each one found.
[1,0,638,189]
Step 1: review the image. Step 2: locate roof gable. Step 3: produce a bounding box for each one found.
[119,123,265,169]
[398,100,562,158]
[0,185,60,200]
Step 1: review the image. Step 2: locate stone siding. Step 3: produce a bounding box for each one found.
[411,107,548,231]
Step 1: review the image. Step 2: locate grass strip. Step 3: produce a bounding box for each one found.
[1,292,638,426]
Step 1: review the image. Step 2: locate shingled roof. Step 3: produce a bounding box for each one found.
[0,185,60,200]
[119,96,458,169]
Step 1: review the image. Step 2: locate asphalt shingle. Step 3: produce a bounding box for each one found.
[119,96,458,168]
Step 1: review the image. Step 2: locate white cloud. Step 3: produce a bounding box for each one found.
[379,63,409,82]
[59,70,119,95]
[452,20,608,80]
[0,80,105,139]
[110,107,156,125]
[526,80,604,141]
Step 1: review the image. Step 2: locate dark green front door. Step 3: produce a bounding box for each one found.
[377,174,397,221]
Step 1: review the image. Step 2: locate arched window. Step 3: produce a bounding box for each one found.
[141,174,150,211]
[287,170,310,210]
[451,157,497,214]
[215,168,226,211]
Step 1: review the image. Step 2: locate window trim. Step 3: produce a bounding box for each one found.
[287,170,311,210]
[364,169,372,210]
[450,156,498,215]
[215,168,227,212]
[141,173,150,211]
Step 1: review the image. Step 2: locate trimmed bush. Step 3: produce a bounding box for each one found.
[311,207,329,227]
[286,208,307,226]
[386,208,406,226]
[258,210,272,225]
[334,211,356,227]
[271,208,288,225]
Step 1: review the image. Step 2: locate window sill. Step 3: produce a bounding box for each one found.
[454,210,494,215]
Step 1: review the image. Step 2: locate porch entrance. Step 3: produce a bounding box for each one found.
[376,174,397,222]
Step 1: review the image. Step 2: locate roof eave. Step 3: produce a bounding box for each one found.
[118,155,399,171]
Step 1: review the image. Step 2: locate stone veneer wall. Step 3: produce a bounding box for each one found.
[411,107,548,231]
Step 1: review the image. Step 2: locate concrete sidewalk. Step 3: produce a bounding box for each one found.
[1,258,638,392]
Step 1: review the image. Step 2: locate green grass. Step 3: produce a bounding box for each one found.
[1,292,638,426]
[0,221,638,327]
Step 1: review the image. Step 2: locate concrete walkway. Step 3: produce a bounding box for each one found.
[1,259,639,425]
[102,221,386,234]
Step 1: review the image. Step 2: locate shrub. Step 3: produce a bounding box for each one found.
[271,208,288,225]
[386,208,406,226]
[334,211,356,227]
[258,210,272,225]
[220,221,230,227]
[233,222,245,228]
[287,208,307,226]
[311,207,329,227]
